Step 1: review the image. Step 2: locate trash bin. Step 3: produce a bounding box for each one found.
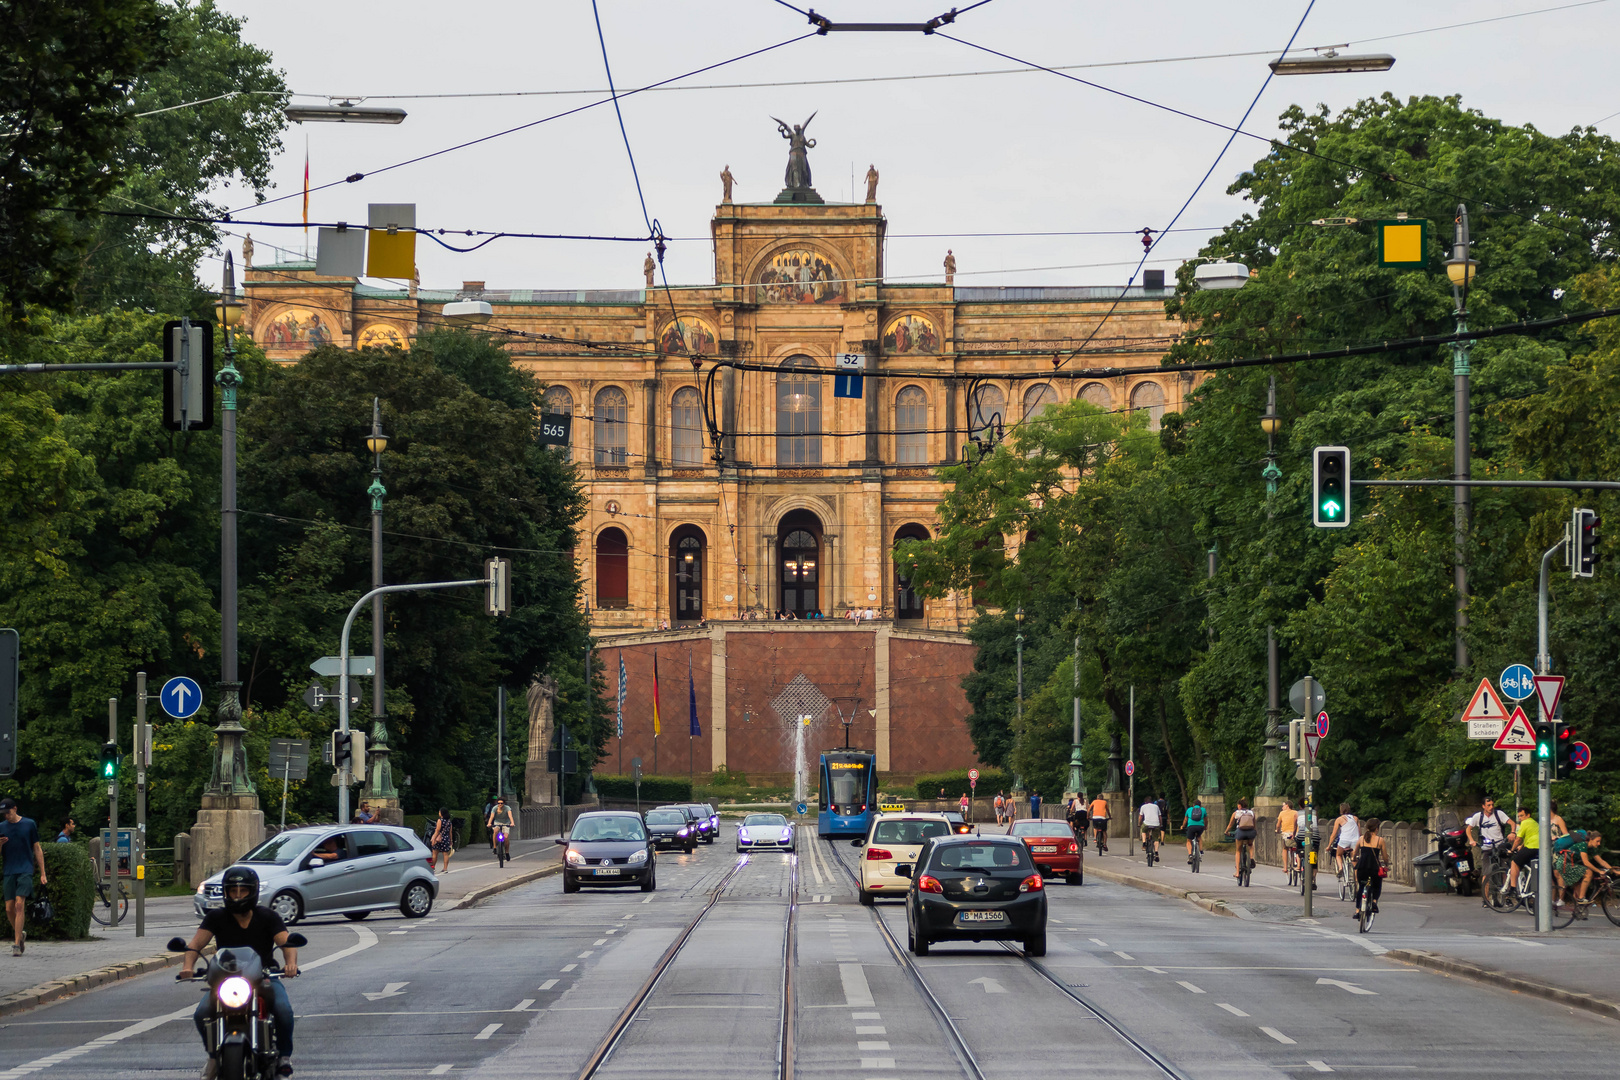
[1412,850,1449,894]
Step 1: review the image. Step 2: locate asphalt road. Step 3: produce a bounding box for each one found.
[1,829,1614,1079]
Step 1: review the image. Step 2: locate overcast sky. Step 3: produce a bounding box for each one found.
[215,0,1620,293]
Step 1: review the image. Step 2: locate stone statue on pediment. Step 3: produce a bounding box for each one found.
[864,164,879,202]
[720,165,735,202]
[773,114,824,204]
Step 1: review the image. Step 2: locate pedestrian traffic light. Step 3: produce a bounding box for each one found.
[1312,446,1351,528]
[332,730,352,770]
[1554,722,1574,779]
[1533,720,1556,767]
[1572,507,1599,578]
[100,741,119,780]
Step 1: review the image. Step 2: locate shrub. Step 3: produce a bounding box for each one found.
[1,843,95,941]
[914,768,1009,802]
[594,775,693,802]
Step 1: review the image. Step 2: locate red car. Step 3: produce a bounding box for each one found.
[1007,820,1083,885]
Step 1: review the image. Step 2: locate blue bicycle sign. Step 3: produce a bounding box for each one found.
[1499,664,1536,701]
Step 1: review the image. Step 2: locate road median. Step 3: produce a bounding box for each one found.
[0,949,196,1019]
[1385,948,1620,1024]
[1083,861,1242,919]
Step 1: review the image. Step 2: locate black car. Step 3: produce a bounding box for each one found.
[658,803,717,843]
[899,834,1047,956]
[556,811,656,893]
[644,808,698,853]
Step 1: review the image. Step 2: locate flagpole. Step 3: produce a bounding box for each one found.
[302,133,309,260]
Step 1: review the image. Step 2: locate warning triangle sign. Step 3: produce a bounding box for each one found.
[1493,706,1537,751]
[1462,678,1507,723]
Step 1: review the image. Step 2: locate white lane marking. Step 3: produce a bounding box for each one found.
[1492,936,1546,947]
[511,999,535,1011]
[807,838,827,886]
[1113,950,1135,961]
[851,1011,881,1020]
[1176,981,1205,994]
[860,1058,896,1069]
[1217,1003,1250,1017]
[840,963,876,1008]
[605,928,619,934]
[389,930,410,935]
[577,951,594,958]
[858,1041,892,1050]
[1305,926,1385,955]
[621,913,636,919]
[1260,1027,1296,1045]
[856,1025,887,1034]
[361,982,410,1000]
[1142,966,1167,974]
[561,964,577,973]
[1316,978,1376,995]
[1090,938,1109,947]
[431,1066,452,1075]
[1307,1062,1334,1073]
[967,977,1008,994]
[593,938,608,946]
[0,925,379,1080]
[474,1024,502,1040]
[538,980,559,991]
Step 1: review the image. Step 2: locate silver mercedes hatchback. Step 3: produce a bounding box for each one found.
[195,825,438,925]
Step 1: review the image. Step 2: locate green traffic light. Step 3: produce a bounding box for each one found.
[1537,742,1551,759]
[1322,499,1343,519]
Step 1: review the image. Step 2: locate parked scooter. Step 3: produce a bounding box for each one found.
[169,933,306,1080]
[1426,826,1479,896]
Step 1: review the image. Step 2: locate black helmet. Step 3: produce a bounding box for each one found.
[220,866,260,914]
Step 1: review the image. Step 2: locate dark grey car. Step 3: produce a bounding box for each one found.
[557,811,656,893]
[644,809,697,852]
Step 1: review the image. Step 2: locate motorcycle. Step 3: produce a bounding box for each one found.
[169,933,306,1080]
[1427,826,1478,897]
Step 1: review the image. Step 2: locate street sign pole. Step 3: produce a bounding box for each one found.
[1128,685,1135,858]
[1303,675,1316,919]
[107,698,119,927]
[135,673,148,938]
[1535,536,1563,933]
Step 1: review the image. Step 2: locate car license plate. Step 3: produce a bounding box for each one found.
[1032,845,1057,853]
[594,868,621,876]
[958,910,1007,923]
[1455,860,1469,872]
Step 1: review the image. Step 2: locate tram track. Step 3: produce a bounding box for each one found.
[824,837,1190,1080]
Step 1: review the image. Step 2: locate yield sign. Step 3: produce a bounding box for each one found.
[1303,732,1322,762]
[1533,675,1565,719]
[1492,706,1537,751]
[1461,678,1507,723]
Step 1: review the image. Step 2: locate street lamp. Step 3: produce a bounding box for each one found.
[1447,204,1477,673]
[362,397,399,816]
[1014,607,1024,733]
[1191,260,1251,291]
[285,101,407,124]
[1258,376,1285,799]
[442,300,494,326]
[1268,48,1395,75]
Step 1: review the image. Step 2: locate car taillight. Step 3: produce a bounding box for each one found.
[956,824,972,834]
[1020,875,1044,893]
[1066,841,1079,854]
[918,875,944,894]
[865,847,893,861]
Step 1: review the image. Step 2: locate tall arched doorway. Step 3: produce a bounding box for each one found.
[777,510,822,616]
[894,524,930,621]
[670,525,706,625]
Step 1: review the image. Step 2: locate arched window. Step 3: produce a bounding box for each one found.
[594,386,629,466]
[779,524,820,615]
[894,524,930,620]
[671,387,703,467]
[671,527,705,623]
[1130,380,1167,431]
[969,384,1005,440]
[1079,382,1112,411]
[1023,383,1058,423]
[895,385,928,464]
[595,528,629,609]
[776,355,822,465]
[543,385,574,461]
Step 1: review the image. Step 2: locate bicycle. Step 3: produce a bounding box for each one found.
[89,861,131,926]
[1093,821,1109,854]
[493,826,510,868]
[1488,859,1539,915]
[1189,834,1202,875]
[1356,876,1379,933]
[1236,839,1254,887]
[1336,850,1355,902]
[1564,870,1620,927]
[1143,828,1160,867]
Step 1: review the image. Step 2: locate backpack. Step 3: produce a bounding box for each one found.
[1552,830,1587,853]
[1187,805,1206,826]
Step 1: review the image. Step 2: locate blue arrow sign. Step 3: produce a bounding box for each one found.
[1499,664,1536,702]
[160,676,204,719]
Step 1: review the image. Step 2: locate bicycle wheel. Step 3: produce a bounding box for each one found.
[1190,842,1201,874]
[1549,893,1578,929]
[1600,883,1620,928]
[89,881,129,926]
[1359,886,1375,933]
[1486,867,1514,912]
[1339,862,1352,902]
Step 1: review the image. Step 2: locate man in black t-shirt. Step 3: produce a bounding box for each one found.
[181,867,298,1079]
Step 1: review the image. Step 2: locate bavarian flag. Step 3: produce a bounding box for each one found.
[652,654,662,737]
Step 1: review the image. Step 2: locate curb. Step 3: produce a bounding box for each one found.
[0,949,192,1019]
[1084,863,1240,919]
[1384,949,1620,1024]
[441,861,562,910]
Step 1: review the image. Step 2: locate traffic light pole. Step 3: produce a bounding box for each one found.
[135,673,147,938]
[1534,536,1564,933]
[107,698,119,928]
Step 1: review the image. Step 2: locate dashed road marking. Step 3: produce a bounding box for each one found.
[1259,1027,1296,1045]
[474,1024,502,1040]
[1142,966,1166,974]
[851,1011,881,1020]
[511,999,534,1011]
[860,1058,896,1070]
[578,951,594,958]
[561,964,577,973]
[856,1026,887,1034]
[1113,950,1135,961]
[840,964,875,1008]
[538,980,558,991]
[858,1041,892,1051]
[593,938,608,945]
[1177,981,1205,994]
[1090,938,1109,947]
[1307,1062,1333,1073]
[1217,1003,1249,1017]
[430,1066,452,1075]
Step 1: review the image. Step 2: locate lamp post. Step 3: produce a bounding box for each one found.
[1258,378,1285,798]
[1066,602,1083,806]
[1014,607,1024,734]
[1445,205,1478,674]
[361,398,399,817]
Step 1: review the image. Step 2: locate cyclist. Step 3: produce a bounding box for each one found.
[1326,803,1360,880]
[1183,798,1207,864]
[1089,794,1110,853]
[1227,800,1257,879]
[1070,797,1090,849]
[1506,806,1539,895]
[1563,829,1615,915]
[1275,799,1299,878]
[1138,796,1164,861]
[1351,817,1386,922]
[486,796,515,863]
[1464,797,1512,907]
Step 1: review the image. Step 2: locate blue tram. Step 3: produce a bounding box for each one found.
[817,750,876,838]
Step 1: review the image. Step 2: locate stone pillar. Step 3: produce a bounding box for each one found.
[524,678,558,808]
[874,623,892,770]
[189,795,264,884]
[1105,792,1131,838]
[710,625,728,770]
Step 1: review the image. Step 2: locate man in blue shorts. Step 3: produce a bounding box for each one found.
[0,798,48,956]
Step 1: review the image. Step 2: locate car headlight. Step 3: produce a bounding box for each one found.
[196,882,207,896]
[628,849,648,864]
[677,828,689,836]
[780,829,793,841]
[738,828,750,841]
[565,849,586,866]
[217,976,253,1009]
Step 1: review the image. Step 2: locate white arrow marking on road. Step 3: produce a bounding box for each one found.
[1316,977,1376,995]
[968,977,1008,994]
[361,982,409,1001]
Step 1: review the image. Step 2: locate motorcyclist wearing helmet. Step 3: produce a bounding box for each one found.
[180,866,299,1079]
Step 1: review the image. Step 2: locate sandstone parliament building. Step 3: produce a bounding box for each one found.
[241,180,1185,784]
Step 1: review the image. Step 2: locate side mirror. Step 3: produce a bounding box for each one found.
[894,864,913,878]
[554,837,568,845]
[850,838,864,847]
[167,936,189,952]
[284,933,308,949]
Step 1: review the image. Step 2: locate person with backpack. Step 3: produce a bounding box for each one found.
[1228,800,1258,879]
[1183,798,1208,863]
[1465,797,1513,908]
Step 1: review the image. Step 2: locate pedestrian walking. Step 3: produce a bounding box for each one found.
[1029,791,1042,820]
[993,791,1006,827]
[429,809,455,874]
[0,798,47,956]
[55,818,76,843]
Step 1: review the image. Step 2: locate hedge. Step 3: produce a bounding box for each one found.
[1,842,94,941]
[914,768,1010,802]
[593,775,693,802]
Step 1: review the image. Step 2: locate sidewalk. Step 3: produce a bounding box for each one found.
[0,834,564,1016]
[1085,841,1620,1021]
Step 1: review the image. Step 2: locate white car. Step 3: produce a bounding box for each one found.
[736,813,795,853]
[853,813,952,904]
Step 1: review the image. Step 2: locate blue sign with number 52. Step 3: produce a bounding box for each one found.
[1499,665,1535,702]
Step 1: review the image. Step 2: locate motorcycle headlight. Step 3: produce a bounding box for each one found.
[565,849,586,866]
[217,976,253,1010]
[628,849,648,864]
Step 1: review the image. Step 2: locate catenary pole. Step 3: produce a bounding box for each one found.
[1534,537,1563,933]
